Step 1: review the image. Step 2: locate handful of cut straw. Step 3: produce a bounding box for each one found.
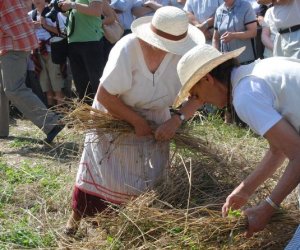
[60,101,209,153]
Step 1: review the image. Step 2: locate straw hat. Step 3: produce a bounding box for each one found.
[173,44,245,108]
[131,6,205,56]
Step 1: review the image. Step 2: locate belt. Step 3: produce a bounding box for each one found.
[278,24,300,34]
[240,60,255,65]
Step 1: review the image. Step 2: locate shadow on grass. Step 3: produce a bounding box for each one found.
[0,136,81,162]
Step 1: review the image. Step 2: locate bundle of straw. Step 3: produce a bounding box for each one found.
[59,101,212,154]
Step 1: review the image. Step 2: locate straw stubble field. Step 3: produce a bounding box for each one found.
[0,113,299,249]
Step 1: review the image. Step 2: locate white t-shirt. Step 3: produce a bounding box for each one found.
[232,75,282,136]
[272,0,300,29]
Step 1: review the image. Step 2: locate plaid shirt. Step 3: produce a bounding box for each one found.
[0,0,38,55]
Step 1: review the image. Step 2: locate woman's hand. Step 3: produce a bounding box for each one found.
[220,31,235,43]
[244,201,275,237]
[222,188,250,217]
[133,118,153,137]
[155,116,181,141]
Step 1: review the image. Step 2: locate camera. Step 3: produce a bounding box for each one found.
[45,0,65,22]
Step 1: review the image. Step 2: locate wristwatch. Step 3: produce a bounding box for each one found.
[71,2,77,9]
[172,110,185,122]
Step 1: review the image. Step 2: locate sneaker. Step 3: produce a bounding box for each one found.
[44,124,65,144]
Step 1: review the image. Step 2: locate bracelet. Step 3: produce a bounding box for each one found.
[172,110,185,122]
[265,196,280,210]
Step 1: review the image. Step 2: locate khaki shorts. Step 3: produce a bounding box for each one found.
[39,54,65,92]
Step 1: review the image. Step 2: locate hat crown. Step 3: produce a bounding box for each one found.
[178,45,222,85]
[152,6,188,37]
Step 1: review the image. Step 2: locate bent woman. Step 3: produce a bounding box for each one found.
[65,6,205,235]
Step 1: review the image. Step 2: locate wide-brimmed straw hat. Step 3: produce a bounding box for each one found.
[131,6,205,55]
[173,44,245,108]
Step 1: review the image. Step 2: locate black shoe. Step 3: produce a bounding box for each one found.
[0,135,8,139]
[44,124,65,144]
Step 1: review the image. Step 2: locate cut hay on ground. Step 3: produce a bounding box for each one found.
[57,100,299,249]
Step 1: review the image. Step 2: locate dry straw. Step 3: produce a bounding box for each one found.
[57,100,300,249]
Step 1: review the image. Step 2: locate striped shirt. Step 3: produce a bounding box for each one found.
[0,0,38,55]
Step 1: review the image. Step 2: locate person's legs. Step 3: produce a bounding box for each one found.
[80,40,104,98]
[1,51,58,135]
[68,43,91,100]
[25,70,47,105]
[0,64,9,137]
[45,55,65,105]
[65,186,109,235]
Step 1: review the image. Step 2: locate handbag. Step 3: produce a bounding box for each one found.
[49,36,68,64]
[103,20,124,44]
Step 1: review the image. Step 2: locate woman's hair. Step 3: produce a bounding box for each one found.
[209,58,239,85]
[209,58,239,112]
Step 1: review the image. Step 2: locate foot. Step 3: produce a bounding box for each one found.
[44,124,65,144]
[64,211,82,236]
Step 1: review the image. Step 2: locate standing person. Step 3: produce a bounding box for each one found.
[59,0,104,101]
[261,6,276,58]
[257,0,300,58]
[110,0,143,35]
[64,6,205,235]
[155,44,300,247]
[29,0,66,107]
[183,0,222,43]
[0,0,64,143]
[213,0,257,65]
[213,0,257,125]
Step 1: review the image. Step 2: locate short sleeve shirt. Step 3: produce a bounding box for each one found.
[272,0,300,29]
[110,0,142,29]
[100,34,181,110]
[68,0,103,43]
[214,0,257,63]
[232,74,282,136]
[184,0,222,22]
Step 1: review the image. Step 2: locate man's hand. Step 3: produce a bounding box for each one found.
[244,201,275,237]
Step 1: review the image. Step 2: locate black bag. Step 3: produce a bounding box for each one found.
[49,36,68,64]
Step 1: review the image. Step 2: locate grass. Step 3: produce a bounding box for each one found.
[0,114,298,249]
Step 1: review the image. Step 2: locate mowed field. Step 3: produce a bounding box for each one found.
[0,115,298,249]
